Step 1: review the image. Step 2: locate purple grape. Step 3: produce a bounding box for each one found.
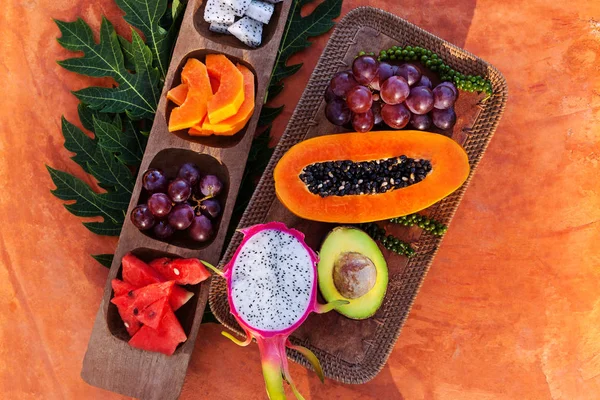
[414,75,433,89]
[346,86,372,114]
[324,85,337,103]
[410,113,432,130]
[405,86,435,115]
[325,98,352,126]
[352,110,374,133]
[432,85,457,110]
[370,62,394,91]
[131,204,155,231]
[380,76,410,105]
[168,178,192,203]
[395,64,422,86]
[142,169,168,193]
[330,71,358,97]
[177,163,201,186]
[431,107,457,130]
[201,198,222,219]
[168,204,194,230]
[153,220,175,239]
[199,175,223,197]
[352,55,379,85]
[438,81,458,97]
[147,193,172,218]
[371,101,383,126]
[381,103,411,129]
[188,215,213,242]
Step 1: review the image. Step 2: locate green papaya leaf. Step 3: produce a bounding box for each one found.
[114,0,171,78]
[92,254,115,268]
[56,17,159,119]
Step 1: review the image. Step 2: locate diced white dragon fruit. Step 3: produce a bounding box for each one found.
[262,0,282,3]
[204,0,236,24]
[209,22,233,34]
[244,0,274,24]
[228,16,263,48]
[223,0,252,17]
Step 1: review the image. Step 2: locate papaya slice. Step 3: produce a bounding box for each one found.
[209,75,220,94]
[168,59,212,132]
[200,63,255,136]
[167,84,188,106]
[205,54,244,124]
[274,131,470,223]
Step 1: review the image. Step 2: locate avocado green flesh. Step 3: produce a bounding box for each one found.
[318,227,388,320]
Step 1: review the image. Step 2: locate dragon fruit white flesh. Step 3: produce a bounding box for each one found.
[223,0,252,16]
[262,0,282,3]
[227,16,263,48]
[245,0,275,24]
[204,0,236,24]
[205,222,347,400]
[209,21,233,34]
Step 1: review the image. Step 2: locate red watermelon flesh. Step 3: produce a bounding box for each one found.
[135,297,169,329]
[111,293,142,336]
[149,257,211,285]
[111,278,137,297]
[129,306,187,355]
[171,286,194,311]
[120,255,195,311]
[111,281,174,336]
[122,252,164,286]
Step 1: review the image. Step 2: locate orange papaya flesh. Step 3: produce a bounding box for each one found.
[168,59,212,132]
[167,84,188,106]
[201,63,255,136]
[273,130,470,223]
[209,75,220,94]
[188,114,213,136]
[205,54,244,124]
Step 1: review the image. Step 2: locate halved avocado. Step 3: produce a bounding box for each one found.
[318,227,388,319]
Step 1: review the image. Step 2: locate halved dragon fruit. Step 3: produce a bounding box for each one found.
[204,0,236,24]
[245,0,275,24]
[209,22,233,35]
[227,16,263,48]
[223,0,252,16]
[205,222,347,399]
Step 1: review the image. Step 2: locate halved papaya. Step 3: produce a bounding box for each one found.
[168,59,212,132]
[167,84,188,106]
[205,54,244,124]
[274,131,470,223]
[200,63,255,136]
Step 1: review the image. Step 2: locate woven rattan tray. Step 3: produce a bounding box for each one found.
[209,7,507,384]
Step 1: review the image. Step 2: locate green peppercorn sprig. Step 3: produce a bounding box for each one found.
[359,223,416,258]
[370,45,492,95]
[389,213,448,236]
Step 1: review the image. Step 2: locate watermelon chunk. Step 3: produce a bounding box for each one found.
[129,306,187,355]
[111,292,142,336]
[111,281,174,336]
[149,258,211,285]
[111,278,137,297]
[171,286,194,311]
[135,297,169,329]
[122,253,164,286]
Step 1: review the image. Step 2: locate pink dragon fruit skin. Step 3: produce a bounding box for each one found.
[205,222,347,399]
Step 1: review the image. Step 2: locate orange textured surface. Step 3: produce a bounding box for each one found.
[1,0,599,399]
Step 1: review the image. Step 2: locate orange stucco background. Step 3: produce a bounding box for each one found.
[2,0,600,399]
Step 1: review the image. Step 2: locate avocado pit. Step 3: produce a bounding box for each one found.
[332,252,377,299]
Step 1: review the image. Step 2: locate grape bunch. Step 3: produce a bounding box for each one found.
[324,55,458,133]
[130,163,224,243]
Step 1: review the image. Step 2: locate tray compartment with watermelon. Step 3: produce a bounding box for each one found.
[81,0,292,399]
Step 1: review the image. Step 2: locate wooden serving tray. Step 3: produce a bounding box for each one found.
[209,7,508,384]
[81,1,292,399]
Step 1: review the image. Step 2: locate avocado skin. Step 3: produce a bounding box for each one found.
[318,227,388,320]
